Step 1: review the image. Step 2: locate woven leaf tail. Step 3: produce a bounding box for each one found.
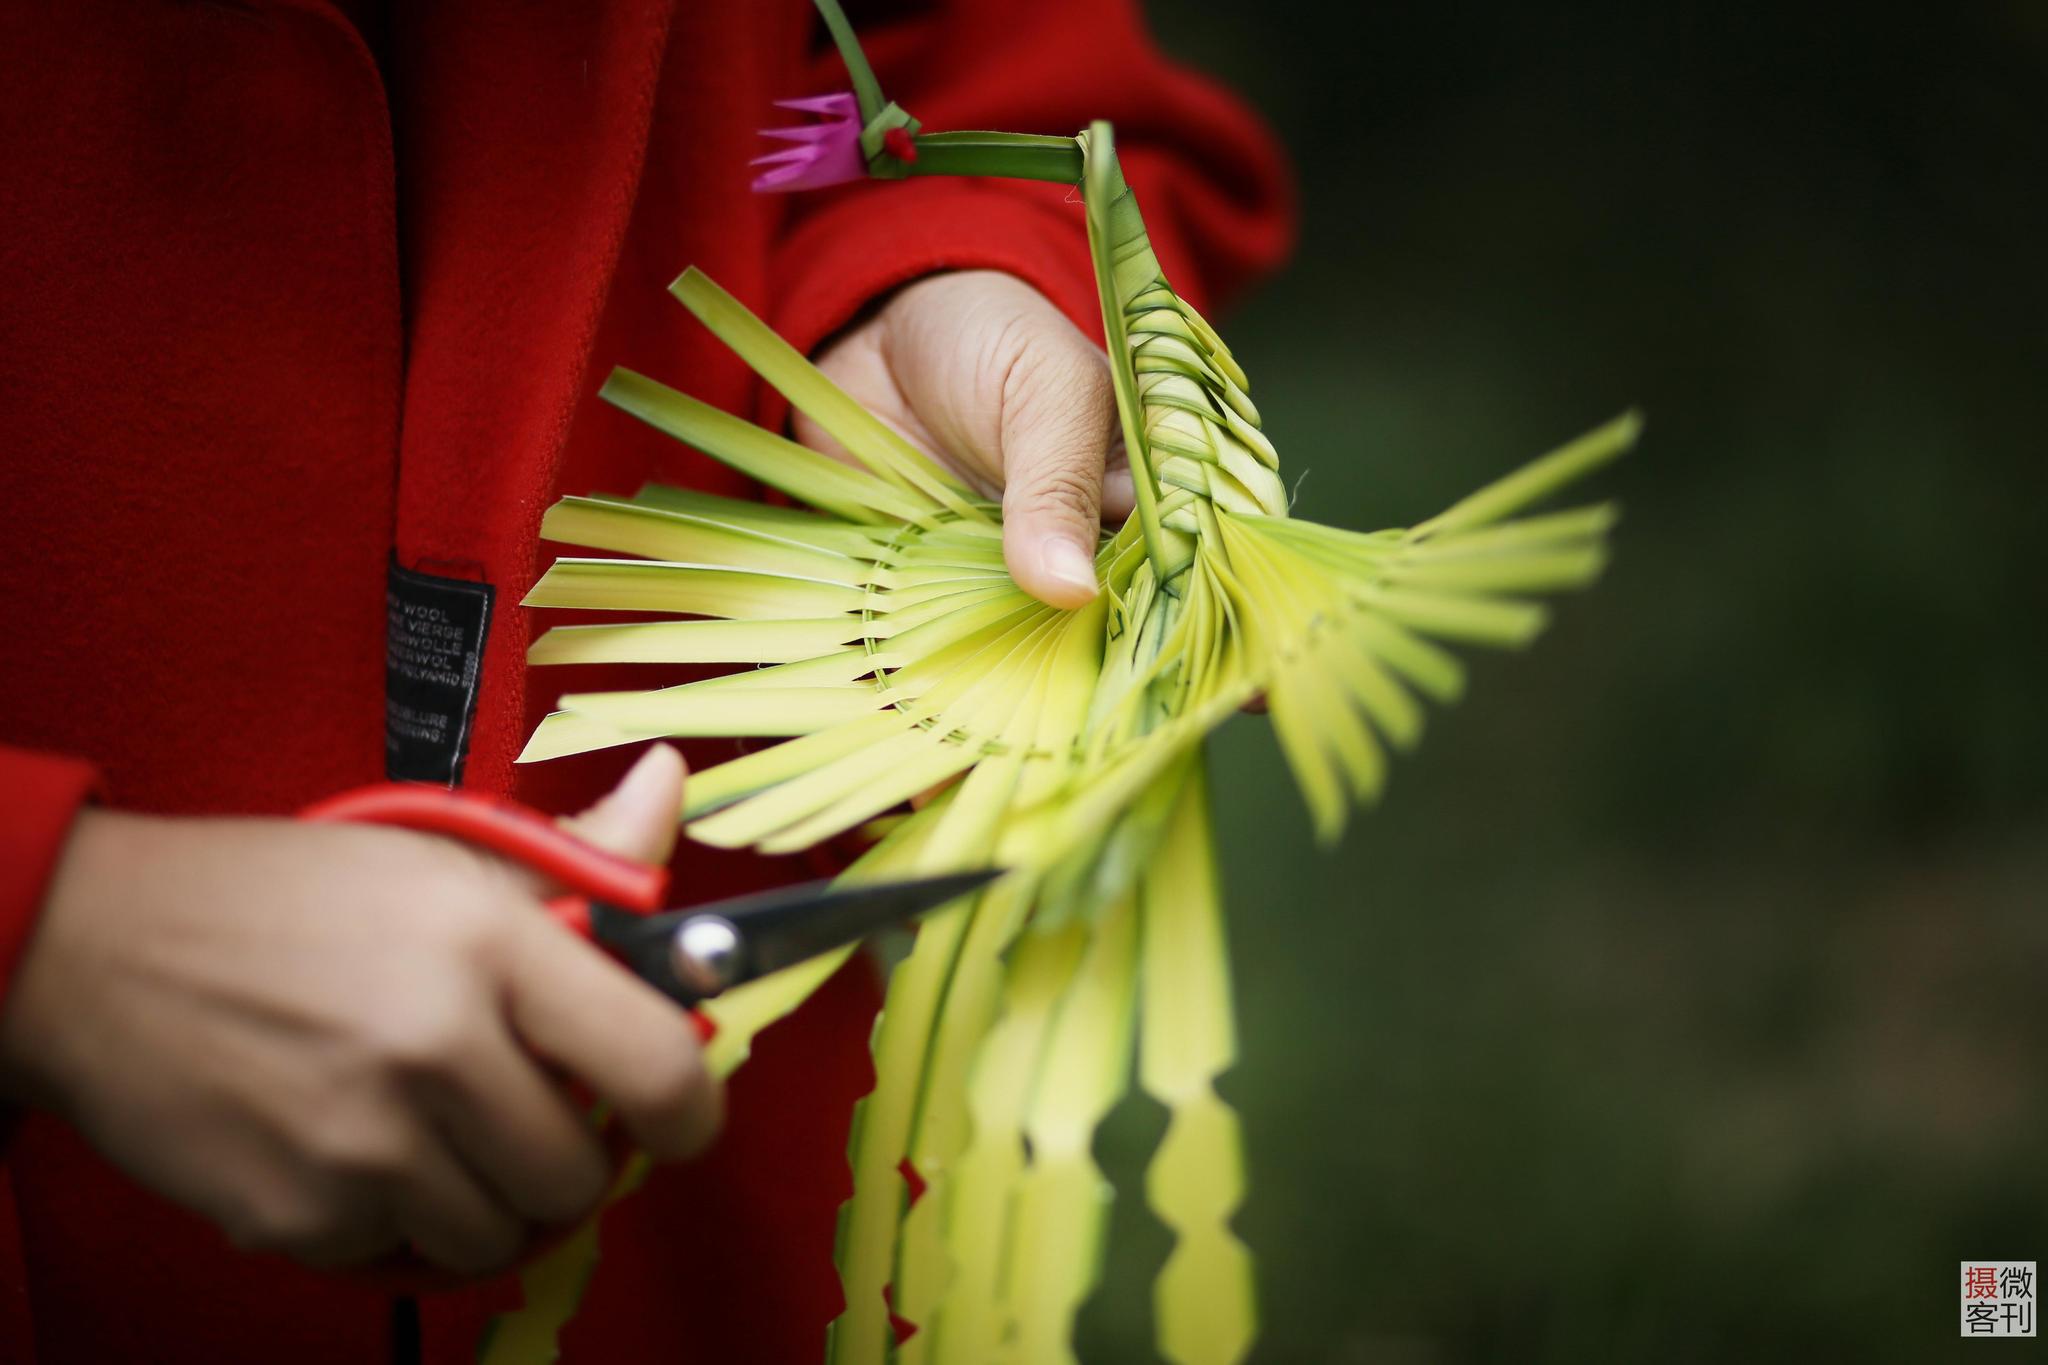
[1079,124,1288,582]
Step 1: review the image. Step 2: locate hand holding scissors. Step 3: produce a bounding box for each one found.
[4,746,992,1291]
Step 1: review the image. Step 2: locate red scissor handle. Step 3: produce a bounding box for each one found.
[301,783,669,912]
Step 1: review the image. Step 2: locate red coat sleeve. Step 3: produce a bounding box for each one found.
[764,0,1296,370]
[0,748,98,1013]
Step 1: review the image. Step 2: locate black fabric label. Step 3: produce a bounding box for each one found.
[384,557,494,786]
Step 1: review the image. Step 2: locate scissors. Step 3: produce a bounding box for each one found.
[296,780,992,1298]
[301,783,999,1019]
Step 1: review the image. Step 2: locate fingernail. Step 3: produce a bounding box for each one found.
[1041,537,1099,599]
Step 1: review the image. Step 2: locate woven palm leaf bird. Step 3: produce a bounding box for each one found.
[487,4,1639,1362]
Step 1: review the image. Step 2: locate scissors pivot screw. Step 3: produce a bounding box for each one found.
[672,915,742,999]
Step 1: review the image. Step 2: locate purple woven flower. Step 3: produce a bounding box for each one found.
[752,93,866,192]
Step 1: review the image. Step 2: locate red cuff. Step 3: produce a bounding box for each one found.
[0,748,100,1012]
[759,177,1101,429]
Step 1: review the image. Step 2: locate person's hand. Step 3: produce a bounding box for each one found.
[801,270,1136,609]
[0,745,715,1277]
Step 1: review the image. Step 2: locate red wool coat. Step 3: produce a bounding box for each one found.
[0,2,1290,1360]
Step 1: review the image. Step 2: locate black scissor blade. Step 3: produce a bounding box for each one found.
[585,869,1005,1007]
[714,868,1004,978]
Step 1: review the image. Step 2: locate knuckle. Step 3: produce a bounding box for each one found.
[428,886,512,965]
[1004,345,1106,423]
[367,996,477,1082]
[1019,405,1107,469]
[1011,463,1099,520]
[1000,393,1115,508]
[982,308,1039,392]
[303,1111,416,1182]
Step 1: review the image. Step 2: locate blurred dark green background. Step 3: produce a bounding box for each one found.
[1082,3,2048,1361]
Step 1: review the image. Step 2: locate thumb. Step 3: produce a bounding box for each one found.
[558,743,686,867]
[996,309,1119,610]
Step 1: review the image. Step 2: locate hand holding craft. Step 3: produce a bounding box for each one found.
[803,269,1137,609]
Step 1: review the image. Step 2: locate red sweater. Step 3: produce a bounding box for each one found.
[0,2,1290,1360]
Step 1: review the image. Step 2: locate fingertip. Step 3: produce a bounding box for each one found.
[679,1070,725,1160]
[1011,534,1099,609]
[636,1054,725,1164]
[563,743,686,865]
[627,742,686,795]
[1042,537,1100,600]
[1101,466,1137,519]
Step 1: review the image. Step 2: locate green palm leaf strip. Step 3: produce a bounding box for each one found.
[487,5,1640,1358]
[1140,759,1254,1365]
[1005,886,1141,1364]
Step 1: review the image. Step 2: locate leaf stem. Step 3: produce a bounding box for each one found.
[811,0,887,125]
[907,132,1084,184]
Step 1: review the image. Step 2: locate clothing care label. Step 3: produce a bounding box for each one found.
[384,558,494,786]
